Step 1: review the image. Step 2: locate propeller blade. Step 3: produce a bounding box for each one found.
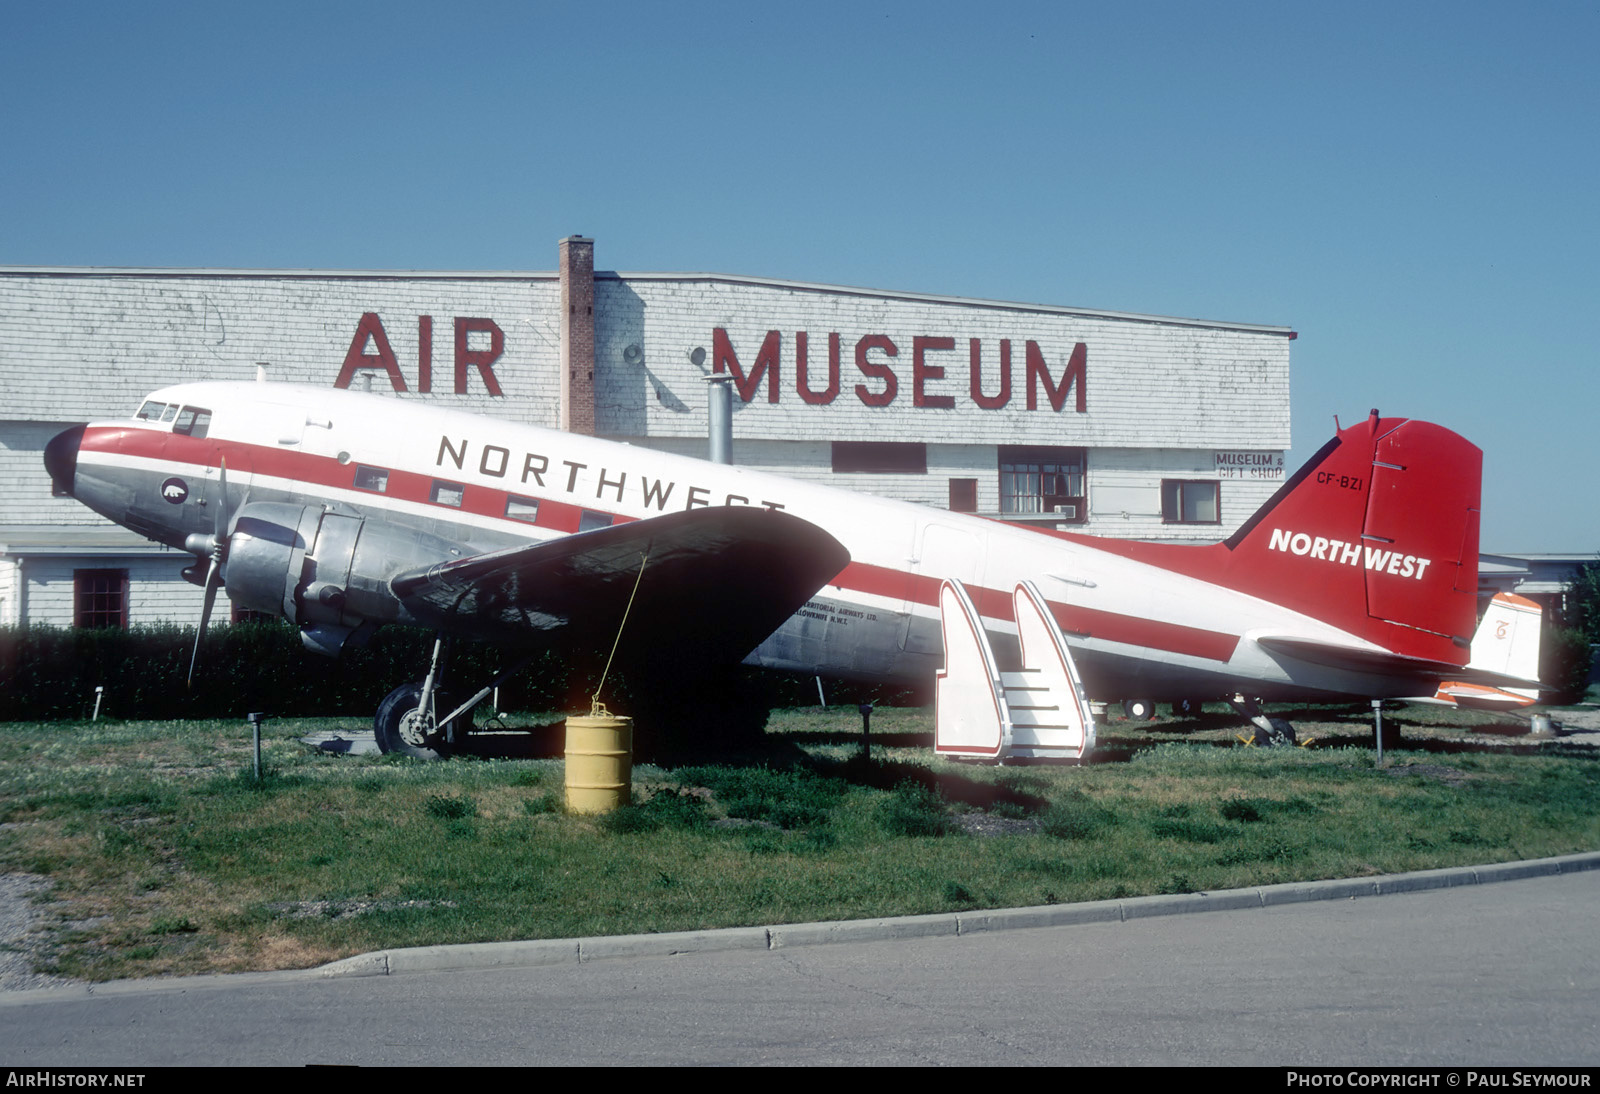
[188,558,222,689]
[214,457,230,542]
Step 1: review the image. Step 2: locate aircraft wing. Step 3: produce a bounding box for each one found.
[390,507,850,668]
[1255,635,1543,690]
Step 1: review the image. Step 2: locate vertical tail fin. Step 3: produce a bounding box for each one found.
[1220,412,1482,664]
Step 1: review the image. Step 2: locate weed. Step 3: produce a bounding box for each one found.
[522,792,561,816]
[1149,816,1232,844]
[942,880,976,904]
[1219,798,1266,823]
[424,794,476,820]
[1040,795,1114,840]
[150,915,198,935]
[877,781,953,837]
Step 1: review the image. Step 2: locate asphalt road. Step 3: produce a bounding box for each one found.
[2,866,1597,1066]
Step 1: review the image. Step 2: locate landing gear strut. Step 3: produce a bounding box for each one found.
[1229,694,1297,746]
[374,680,471,760]
[372,636,536,760]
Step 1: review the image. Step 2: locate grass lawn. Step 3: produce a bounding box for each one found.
[1,701,1595,981]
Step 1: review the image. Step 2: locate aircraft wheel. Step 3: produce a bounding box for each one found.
[1252,718,1297,747]
[374,682,472,760]
[1122,698,1157,721]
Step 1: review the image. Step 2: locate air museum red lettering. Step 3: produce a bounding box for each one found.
[334,313,505,395]
[337,313,407,392]
[969,338,1012,409]
[713,328,781,404]
[795,332,841,405]
[855,335,899,407]
[912,336,955,409]
[1027,340,1086,412]
[454,318,505,397]
[711,328,1086,412]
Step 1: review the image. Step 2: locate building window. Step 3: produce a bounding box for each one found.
[998,446,1086,521]
[831,442,927,474]
[948,478,978,513]
[74,569,128,629]
[1161,480,1220,524]
[430,480,465,508]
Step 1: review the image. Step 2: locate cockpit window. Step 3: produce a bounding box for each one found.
[173,407,212,439]
[160,404,179,423]
[136,400,169,421]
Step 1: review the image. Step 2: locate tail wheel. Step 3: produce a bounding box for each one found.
[1252,718,1298,747]
[374,682,473,760]
[1122,698,1156,721]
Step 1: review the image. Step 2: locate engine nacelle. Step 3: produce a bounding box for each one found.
[224,503,469,653]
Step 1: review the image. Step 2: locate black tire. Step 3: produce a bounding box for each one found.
[1122,697,1157,721]
[374,682,473,760]
[1252,717,1297,747]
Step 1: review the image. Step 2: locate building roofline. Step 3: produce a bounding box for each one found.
[0,265,1297,337]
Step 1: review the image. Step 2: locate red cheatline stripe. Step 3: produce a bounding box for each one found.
[826,563,1238,662]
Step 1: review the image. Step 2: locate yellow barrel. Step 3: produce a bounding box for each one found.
[564,712,633,814]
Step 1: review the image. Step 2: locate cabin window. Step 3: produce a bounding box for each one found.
[173,407,212,439]
[831,442,928,474]
[999,446,1086,522]
[505,495,541,523]
[430,480,465,508]
[578,510,614,532]
[353,465,389,493]
[74,569,128,629]
[1161,480,1220,524]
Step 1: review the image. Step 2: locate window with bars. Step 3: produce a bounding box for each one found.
[998,446,1086,522]
[74,569,128,629]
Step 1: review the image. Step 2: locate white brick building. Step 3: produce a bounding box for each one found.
[0,237,1295,629]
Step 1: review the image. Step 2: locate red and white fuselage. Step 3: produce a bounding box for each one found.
[49,380,1492,704]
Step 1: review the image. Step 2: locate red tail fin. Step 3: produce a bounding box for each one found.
[1220,412,1481,662]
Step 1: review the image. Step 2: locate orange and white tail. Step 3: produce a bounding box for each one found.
[1431,593,1543,709]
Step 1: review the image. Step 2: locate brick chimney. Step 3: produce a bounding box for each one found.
[559,235,596,435]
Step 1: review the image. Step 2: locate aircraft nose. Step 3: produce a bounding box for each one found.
[44,424,86,496]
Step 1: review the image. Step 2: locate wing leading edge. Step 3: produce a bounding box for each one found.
[391,507,850,670]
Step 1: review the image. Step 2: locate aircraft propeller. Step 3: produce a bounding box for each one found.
[182,458,247,687]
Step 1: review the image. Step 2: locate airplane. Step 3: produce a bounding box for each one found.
[1411,592,1544,710]
[41,378,1541,758]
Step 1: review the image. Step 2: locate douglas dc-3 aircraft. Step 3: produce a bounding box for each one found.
[43,379,1536,758]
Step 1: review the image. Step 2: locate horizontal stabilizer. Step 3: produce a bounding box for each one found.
[1255,635,1542,690]
[392,507,849,669]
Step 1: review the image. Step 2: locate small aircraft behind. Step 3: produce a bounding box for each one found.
[1413,592,1544,711]
[42,379,1538,757]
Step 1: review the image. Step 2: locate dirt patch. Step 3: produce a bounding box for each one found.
[1385,763,1472,787]
[953,813,1041,837]
[0,874,82,992]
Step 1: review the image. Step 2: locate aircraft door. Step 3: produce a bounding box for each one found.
[900,521,990,654]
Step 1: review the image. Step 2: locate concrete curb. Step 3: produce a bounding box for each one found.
[315,850,1600,979]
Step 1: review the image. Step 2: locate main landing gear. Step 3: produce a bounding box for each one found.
[372,636,536,760]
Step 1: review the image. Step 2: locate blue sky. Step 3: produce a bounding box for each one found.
[4,1,1596,552]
